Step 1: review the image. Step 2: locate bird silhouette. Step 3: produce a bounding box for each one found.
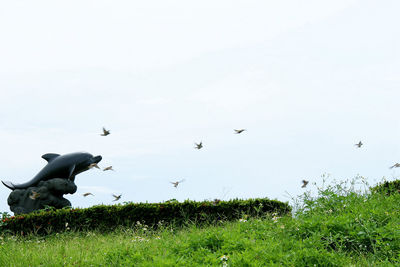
[103,166,114,171]
[112,194,122,201]
[355,141,363,148]
[83,192,94,197]
[170,179,185,188]
[301,180,309,188]
[194,142,203,149]
[390,163,400,169]
[234,129,246,134]
[100,127,110,136]
[89,163,100,169]
[213,199,221,205]
[29,190,40,200]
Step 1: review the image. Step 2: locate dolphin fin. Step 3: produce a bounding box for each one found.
[2,181,15,190]
[67,164,76,179]
[42,153,60,162]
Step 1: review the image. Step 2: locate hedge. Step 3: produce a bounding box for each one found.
[370,179,400,195]
[0,197,290,235]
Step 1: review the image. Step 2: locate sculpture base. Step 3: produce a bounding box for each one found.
[7,178,77,215]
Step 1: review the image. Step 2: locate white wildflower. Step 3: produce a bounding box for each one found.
[272,215,281,223]
[220,255,229,261]
[220,255,229,267]
[132,236,148,242]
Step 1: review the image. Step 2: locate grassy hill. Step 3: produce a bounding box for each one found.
[0,177,399,266]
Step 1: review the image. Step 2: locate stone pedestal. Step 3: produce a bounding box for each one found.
[7,178,77,215]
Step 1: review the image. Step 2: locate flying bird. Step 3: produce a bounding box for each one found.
[89,163,100,169]
[100,127,110,136]
[213,199,221,205]
[301,180,309,188]
[390,163,400,169]
[112,194,122,201]
[29,190,40,200]
[103,166,114,171]
[170,179,185,188]
[83,192,94,197]
[194,142,203,149]
[234,129,246,134]
[355,141,363,148]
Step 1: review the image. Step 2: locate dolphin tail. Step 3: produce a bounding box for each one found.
[2,181,16,190]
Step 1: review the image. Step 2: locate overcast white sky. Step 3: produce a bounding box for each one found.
[0,1,399,213]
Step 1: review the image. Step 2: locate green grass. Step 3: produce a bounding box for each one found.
[0,177,399,266]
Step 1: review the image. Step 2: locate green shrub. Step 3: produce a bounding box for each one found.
[0,197,290,235]
[370,179,400,195]
[291,176,400,262]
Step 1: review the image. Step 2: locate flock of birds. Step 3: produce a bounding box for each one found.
[357,141,400,171]
[80,127,247,202]
[80,127,119,201]
[81,128,400,202]
[300,140,400,189]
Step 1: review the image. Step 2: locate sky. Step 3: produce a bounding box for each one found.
[0,1,399,213]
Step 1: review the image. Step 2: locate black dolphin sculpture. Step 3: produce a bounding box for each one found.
[2,152,102,190]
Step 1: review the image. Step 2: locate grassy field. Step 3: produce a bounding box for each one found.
[0,177,399,266]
